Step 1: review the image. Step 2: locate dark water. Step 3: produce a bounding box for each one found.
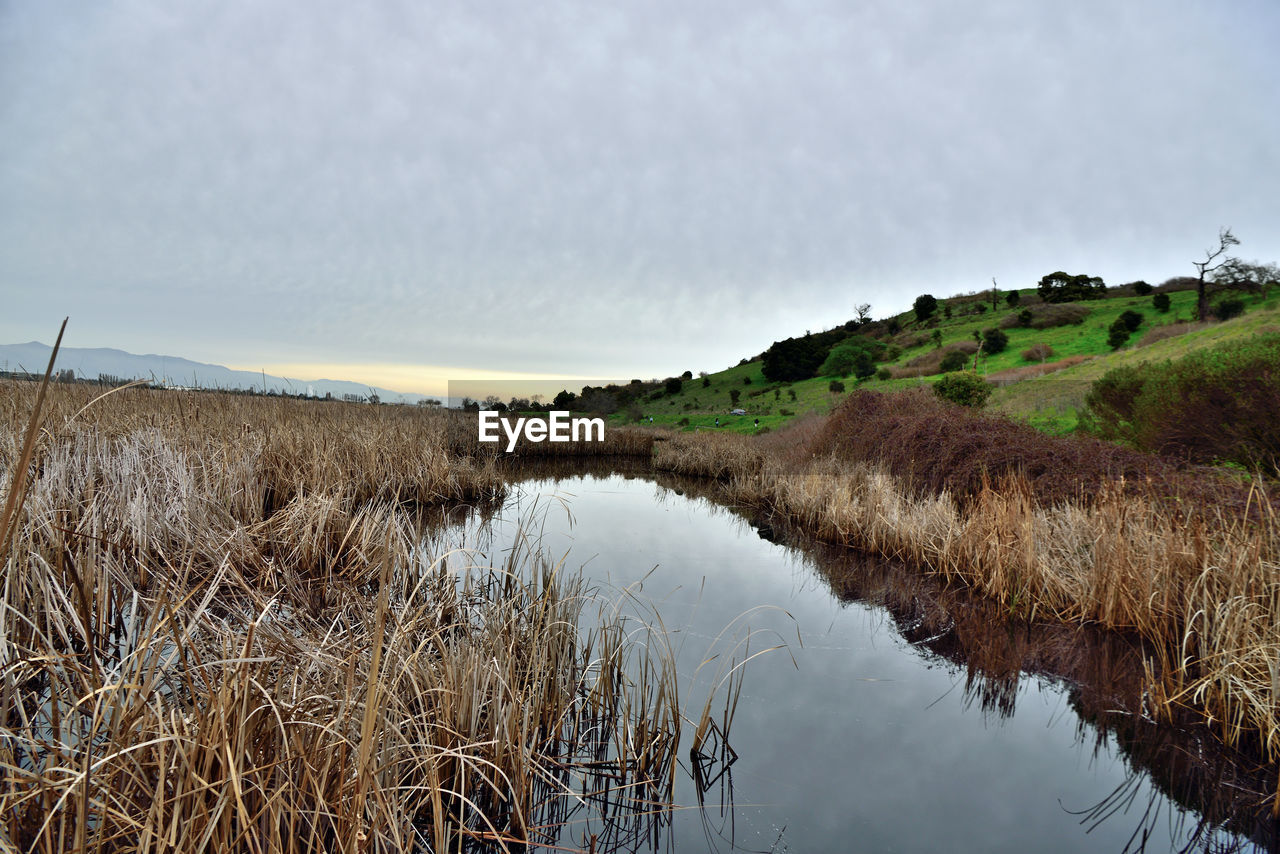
[430,465,1276,853]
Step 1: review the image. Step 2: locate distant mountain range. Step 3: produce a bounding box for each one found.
[0,341,430,405]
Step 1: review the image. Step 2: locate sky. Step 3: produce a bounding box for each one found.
[2,1,1278,397]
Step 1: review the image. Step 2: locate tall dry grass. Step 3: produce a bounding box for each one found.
[0,382,682,852]
[655,416,1280,806]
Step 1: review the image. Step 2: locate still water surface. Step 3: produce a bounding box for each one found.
[430,468,1265,853]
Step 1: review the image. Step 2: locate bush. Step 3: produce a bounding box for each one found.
[938,350,968,373]
[702,376,711,387]
[680,370,693,380]
[743,376,752,385]
[1021,343,1054,362]
[1213,298,1245,321]
[933,371,993,408]
[1083,334,1280,475]
[779,408,794,416]
[1106,325,1130,350]
[1080,365,1145,443]
[665,378,683,395]
[828,380,845,393]
[678,417,690,426]
[1117,310,1144,332]
[1132,280,1153,296]
[1005,290,1021,307]
[729,389,741,404]
[787,389,797,401]
[1152,293,1171,313]
[876,368,892,381]
[981,328,1008,354]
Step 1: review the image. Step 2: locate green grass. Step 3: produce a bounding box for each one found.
[616,284,1280,435]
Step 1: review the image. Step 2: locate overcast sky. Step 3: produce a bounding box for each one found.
[2,1,1278,395]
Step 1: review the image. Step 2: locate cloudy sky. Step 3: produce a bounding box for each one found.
[2,1,1278,395]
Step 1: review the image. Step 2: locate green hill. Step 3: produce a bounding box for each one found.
[612,281,1280,436]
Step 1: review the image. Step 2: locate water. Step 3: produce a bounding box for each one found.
[429,465,1274,853]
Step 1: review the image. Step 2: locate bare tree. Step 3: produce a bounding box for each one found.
[990,277,1000,310]
[854,303,872,324]
[1193,227,1240,321]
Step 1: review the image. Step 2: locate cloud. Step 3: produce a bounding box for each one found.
[2,0,1278,391]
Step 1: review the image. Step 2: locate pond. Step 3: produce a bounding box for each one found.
[428,464,1276,853]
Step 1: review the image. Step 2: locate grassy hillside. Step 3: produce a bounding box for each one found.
[613,283,1280,435]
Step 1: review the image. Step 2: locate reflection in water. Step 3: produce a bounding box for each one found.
[441,458,1279,852]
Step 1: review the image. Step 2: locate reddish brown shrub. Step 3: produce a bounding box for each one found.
[1020,343,1054,361]
[808,389,1262,512]
[902,341,978,375]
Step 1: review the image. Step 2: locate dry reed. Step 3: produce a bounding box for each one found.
[0,382,683,852]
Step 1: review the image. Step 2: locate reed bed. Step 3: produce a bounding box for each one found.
[654,414,1280,802]
[0,381,683,852]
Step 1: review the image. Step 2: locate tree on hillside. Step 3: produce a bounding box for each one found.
[990,278,1001,310]
[1037,271,1106,303]
[913,294,938,323]
[1213,258,1280,295]
[1193,227,1239,321]
[855,303,872,324]
[819,336,886,377]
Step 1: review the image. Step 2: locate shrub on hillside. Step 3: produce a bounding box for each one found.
[933,371,992,408]
[906,341,977,373]
[829,380,845,393]
[981,328,1009,354]
[1106,325,1131,350]
[1079,365,1145,443]
[1152,293,1171,313]
[1213,298,1245,321]
[1005,290,1021,307]
[999,303,1091,330]
[665,378,683,395]
[938,350,969,373]
[1082,334,1280,475]
[1021,343,1054,362]
[1117,310,1144,332]
[1131,280,1154,295]
[876,368,892,381]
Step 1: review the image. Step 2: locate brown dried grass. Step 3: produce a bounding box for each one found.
[0,382,684,852]
[986,354,1091,386]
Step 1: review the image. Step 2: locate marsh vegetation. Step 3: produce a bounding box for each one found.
[3,372,1280,851]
